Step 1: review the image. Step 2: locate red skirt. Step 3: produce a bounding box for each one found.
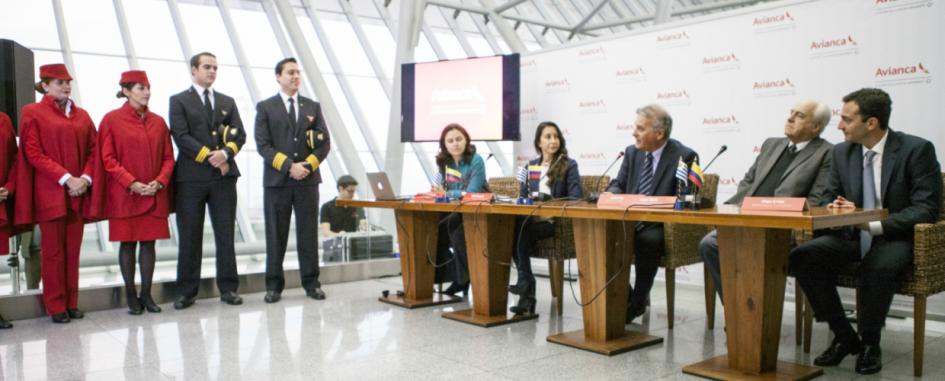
[109,214,170,242]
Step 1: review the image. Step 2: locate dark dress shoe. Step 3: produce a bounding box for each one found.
[626,303,647,324]
[0,314,12,329]
[173,296,195,310]
[67,309,84,319]
[814,337,862,367]
[509,297,537,315]
[220,292,243,305]
[264,291,282,304]
[306,288,326,300]
[508,280,531,296]
[442,282,468,297]
[855,345,882,375]
[141,297,162,313]
[51,313,71,323]
[128,298,144,315]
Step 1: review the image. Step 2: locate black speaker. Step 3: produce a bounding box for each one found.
[0,39,35,133]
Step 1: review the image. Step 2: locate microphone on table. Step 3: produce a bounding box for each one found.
[701,145,727,172]
[585,151,625,203]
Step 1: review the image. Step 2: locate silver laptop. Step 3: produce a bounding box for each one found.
[366,172,411,201]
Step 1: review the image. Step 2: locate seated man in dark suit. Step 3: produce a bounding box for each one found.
[700,100,834,300]
[790,88,942,374]
[605,104,697,324]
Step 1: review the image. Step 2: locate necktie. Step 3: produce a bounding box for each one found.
[636,152,654,231]
[202,89,213,121]
[789,144,797,155]
[860,150,877,257]
[637,152,654,195]
[288,98,297,129]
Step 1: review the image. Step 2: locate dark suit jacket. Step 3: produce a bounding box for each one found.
[169,86,245,182]
[254,94,330,187]
[518,157,583,199]
[820,129,942,241]
[727,137,833,205]
[606,138,697,196]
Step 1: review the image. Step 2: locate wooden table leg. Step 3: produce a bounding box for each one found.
[442,213,538,327]
[378,210,462,308]
[546,219,663,355]
[683,227,822,380]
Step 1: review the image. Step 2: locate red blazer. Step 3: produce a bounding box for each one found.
[89,102,175,220]
[0,112,17,236]
[14,96,97,224]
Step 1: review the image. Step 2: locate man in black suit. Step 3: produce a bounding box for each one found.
[605,104,697,324]
[169,52,246,309]
[255,58,330,303]
[790,88,942,374]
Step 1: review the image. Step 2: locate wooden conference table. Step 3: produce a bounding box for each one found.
[338,198,884,380]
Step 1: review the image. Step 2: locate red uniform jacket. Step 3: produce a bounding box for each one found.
[0,112,18,240]
[14,96,97,225]
[89,102,175,220]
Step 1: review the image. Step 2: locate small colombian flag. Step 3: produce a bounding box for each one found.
[688,161,704,189]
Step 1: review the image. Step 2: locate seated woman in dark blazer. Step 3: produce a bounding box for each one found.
[509,121,582,314]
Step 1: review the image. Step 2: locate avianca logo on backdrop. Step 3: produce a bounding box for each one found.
[520,106,537,120]
[752,11,794,26]
[578,46,606,61]
[703,53,738,65]
[616,123,632,131]
[703,115,739,125]
[616,67,646,77]
[578,99,607,114]
[874,0,934,14]
[810,36,857,50]
[753,78,795,89]
[544,79,570,92]
[656,90,690,100]
[719,177,738,186]
[656,31,689,43]
[875,63,930,77]
[579,152,606,160]
[520,59,537,70]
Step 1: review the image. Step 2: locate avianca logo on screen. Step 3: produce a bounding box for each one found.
[432,88,483,102]
[703,53,738,65]
[753,78,795,89]
[810,36,857,50]
[656,31,689,43]
[703,115,739,125]
[752,11,794,26]
[875,63,930,77]
[656,90,689,100]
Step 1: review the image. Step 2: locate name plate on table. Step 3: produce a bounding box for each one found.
[462,192,494,203]
[597,194,677,210]
[412,192,438,203]
[741,197,808,212]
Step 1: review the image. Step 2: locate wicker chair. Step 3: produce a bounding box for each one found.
[487,175,610,315]
[662,174,719,329]
[799,172,945,377]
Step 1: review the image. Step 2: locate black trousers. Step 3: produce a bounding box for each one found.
[440,213,468,285]
[175,178,239,298]
[512,216,555,294]
[629,222,665,309]
[264,185,321,292]
[789,232,913,343]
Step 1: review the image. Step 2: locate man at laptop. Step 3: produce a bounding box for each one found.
[320,175,366,238]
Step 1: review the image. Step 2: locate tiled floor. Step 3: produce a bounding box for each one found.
[0,276,942,381]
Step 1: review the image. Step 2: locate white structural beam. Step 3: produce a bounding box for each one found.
[383,0,425,192]
[271,0,371,200]
[569,0,612,39]
[112,0,139,69]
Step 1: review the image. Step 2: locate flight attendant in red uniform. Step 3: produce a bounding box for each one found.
[0,111,18,329]
[14,64,97,323]
[89,70,174,315]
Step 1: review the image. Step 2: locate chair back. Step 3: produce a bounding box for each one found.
[487,177,519,198]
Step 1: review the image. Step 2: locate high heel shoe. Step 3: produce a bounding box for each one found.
[140,296,162,313]
[442,282,469,297]
[510,296,536,315]
[127,295,144,316]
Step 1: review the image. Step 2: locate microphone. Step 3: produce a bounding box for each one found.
[585,151,625,203]
[701,145,727,172]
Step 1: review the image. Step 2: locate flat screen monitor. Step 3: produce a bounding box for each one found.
[401,54,520,142]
